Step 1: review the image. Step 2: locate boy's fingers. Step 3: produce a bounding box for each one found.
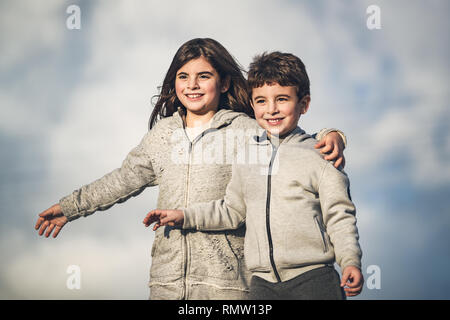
[340,272,350,287]
[159,217,171,225]
[344,284,362,292]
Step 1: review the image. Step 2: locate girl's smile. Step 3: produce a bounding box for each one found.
[175,56,229,126]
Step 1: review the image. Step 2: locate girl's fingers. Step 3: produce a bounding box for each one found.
[333,157,343,168]
[53,225,62,238]
[35,217,45,229]
[319,144,332,154]
[45,224,56,237]
[324,148,339,161]
[39,221,50,236]
[314,140,325,149]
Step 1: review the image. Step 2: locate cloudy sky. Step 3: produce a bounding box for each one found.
[0,0,449,299]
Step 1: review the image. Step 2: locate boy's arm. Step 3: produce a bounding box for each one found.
[59,131,158,222]
[183,164,246,231]
[318,163,362,271]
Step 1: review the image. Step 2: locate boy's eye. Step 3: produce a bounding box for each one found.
[199,74,210,79]
[277,97,288,102]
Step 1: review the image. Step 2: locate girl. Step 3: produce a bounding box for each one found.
[35,38,346,299]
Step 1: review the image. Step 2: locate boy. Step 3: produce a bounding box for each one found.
[144,52,363,299]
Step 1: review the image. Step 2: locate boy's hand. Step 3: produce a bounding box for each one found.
[315,131,346,168]
[341,266,364,297]
[143,209,184,231]
[35,204,68,238]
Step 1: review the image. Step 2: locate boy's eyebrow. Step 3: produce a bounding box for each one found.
[252,95,266,100]
[252,94,292,100]
[276,94,292,98]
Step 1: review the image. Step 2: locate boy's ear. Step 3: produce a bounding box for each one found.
[299,95,311,114]
[220,75,231,93]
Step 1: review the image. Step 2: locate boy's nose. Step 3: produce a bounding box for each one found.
[267,101,278,114]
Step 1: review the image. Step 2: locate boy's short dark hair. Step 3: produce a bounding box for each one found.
[247,51,310,100]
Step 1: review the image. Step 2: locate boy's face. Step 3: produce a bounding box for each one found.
[251,83,310,138]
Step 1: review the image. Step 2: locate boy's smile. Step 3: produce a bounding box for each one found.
[251,83,310,138]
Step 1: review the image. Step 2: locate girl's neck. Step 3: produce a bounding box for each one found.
[185,109,217,128]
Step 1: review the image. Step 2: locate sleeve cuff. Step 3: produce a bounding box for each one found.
[317,128,347,148]
[59,195,81,222]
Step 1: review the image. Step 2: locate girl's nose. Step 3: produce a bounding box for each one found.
[187,77,199,90]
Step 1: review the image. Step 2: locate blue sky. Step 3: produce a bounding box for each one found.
[0,0,449,299]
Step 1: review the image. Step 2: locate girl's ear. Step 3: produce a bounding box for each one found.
[299,95,311,114]
[220,75,231,93]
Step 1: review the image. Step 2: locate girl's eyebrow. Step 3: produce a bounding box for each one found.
[176,71,214,76]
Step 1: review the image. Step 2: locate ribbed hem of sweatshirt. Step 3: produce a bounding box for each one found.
[253,264,328,283]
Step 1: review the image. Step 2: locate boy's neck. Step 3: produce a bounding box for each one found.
[266,128,296,141]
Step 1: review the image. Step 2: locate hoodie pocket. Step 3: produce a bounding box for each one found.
[314,215,329,253]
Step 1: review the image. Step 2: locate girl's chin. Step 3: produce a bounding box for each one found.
[185,105,218,115]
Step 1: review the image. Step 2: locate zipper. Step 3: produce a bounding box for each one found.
[314,215,329,253]
[180,123,224,299]
[266,144,281,283]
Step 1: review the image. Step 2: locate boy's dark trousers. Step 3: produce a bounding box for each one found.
[249,265,346,300]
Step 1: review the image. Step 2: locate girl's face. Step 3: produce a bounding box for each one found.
[175,56,229,121]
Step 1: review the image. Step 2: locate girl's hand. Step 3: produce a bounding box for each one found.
[341,266,364,297]
[314,131,346,169]
[35,204,68,238]
[143,209,185,231]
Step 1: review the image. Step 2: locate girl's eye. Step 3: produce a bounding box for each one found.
[255,99,265,104]
[199,74,210,79]
[177,74,187,80]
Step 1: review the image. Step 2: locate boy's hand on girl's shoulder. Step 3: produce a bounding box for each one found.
[35,204,68,238]
[340,266,364,297]
[314,131,346,169]
[143,209,184,231]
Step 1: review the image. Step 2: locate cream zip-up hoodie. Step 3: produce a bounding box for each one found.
[59,108,339,299]
[183,127,362,283]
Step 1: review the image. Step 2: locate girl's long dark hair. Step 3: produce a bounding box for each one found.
[149,38,253,130]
